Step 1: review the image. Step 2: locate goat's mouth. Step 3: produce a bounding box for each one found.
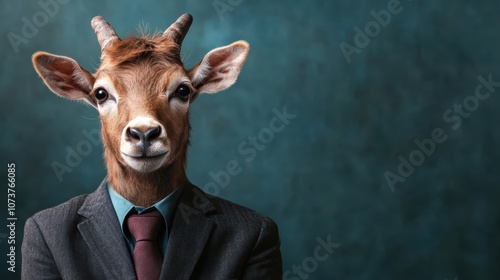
[120,151,170,172]
[122,152,168,159]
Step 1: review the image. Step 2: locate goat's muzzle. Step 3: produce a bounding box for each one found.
[120,117,170,173]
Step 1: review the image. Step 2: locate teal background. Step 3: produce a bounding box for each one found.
[1,0,500,279]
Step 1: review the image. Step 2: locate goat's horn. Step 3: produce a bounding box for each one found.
[163,13,193,46]
[91,16,119,52]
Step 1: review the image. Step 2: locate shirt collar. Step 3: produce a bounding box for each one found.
[107,183,184,235]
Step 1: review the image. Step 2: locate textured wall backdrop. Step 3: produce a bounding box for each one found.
[1,0,499,279]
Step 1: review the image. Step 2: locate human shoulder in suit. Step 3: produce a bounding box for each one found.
[22,180,282,279]
[22,13,282,280]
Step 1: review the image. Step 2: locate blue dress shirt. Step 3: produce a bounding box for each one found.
[107,184,184,256]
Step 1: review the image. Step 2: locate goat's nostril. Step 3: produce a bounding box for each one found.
[144,126,161,141]
[127,126,161,143]
[127,128,144,142]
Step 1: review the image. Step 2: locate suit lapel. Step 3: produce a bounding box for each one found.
[160,183,217,280]
[77,180,137,280]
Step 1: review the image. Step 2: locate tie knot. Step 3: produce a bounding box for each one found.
[127,210,164,242]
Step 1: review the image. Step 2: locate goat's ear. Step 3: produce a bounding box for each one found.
[188,40,249,94]
[32,52,97,108]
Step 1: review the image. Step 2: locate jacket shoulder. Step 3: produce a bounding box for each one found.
[211,195,274,220]
[27,193,89,228]
[203,192,279,235]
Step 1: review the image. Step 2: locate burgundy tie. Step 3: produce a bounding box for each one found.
[127,210,164,280]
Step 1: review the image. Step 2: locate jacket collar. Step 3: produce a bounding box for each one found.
[77,179,217,280]
[161,181,217,279]
[77,179,137,279]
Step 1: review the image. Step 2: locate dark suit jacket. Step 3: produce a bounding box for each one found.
[21,180,282,279]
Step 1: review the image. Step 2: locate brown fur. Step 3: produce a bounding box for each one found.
[33,16,248,207]
[97,35,192,207]
[100,35,182,68]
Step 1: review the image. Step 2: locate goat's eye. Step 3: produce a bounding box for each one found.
[175,85,191,100]
[94,88,109,103]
